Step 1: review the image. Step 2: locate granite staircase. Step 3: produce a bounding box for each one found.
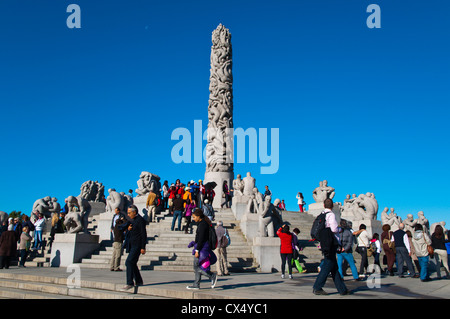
[78,208,259,272]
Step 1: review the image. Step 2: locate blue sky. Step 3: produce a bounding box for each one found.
[0,0,449,226]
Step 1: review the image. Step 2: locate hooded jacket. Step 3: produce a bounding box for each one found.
[412,230,431,257]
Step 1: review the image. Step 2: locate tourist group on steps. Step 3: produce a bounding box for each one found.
[0,178,449,296]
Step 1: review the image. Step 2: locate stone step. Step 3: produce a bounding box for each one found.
[0,276,161,299]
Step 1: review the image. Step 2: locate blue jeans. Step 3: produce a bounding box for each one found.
[418,256,429,280]
[33,230,43,249]
[172,210,183,231]
[338,252,359,279]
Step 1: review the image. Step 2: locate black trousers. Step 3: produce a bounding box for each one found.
[126,247,143,286]
[280,253,293,275]
[357,246,369,274]
[0,256,11,269]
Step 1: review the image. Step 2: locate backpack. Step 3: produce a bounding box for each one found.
[310,211,329,241]
[367,241,377,257]
[222,229,231,248]
[209,225,218,250]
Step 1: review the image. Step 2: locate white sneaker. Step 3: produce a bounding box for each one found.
[281,274,285,279]
[211,274,218,288]
[186,285,199,290]
[289,275,293,279]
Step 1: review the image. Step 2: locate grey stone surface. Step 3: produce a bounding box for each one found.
[50,233,100,267]
[1,265,448,299]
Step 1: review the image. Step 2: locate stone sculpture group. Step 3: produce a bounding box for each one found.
[341,192,379,221]
[135,171,161,198]
[80,180,105,203]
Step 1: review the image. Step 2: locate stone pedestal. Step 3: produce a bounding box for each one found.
[352,219,382,238]
[252,237,280,273]
[97,212,114,241]
[204,171,233,209]
[307,202,341,223]
[89,201,106,216]
[240,213,259,241]
[132,196,150,222]
[50,233,99,267]
[231,195,251,221]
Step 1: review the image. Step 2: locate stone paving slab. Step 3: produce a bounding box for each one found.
[0,266,448,300]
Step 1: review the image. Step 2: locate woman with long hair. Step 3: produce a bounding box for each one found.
[432,225,450,279]
[186,208,217,290]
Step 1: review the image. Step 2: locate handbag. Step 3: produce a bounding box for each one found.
[427,245,434,258]
[383,231,396,253]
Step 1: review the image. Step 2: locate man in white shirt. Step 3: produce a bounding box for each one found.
[353,224,371,277]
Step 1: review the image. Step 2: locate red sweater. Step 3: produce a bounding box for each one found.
[277,228,293,254]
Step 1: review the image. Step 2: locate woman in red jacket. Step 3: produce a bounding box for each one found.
[277,224,294,279]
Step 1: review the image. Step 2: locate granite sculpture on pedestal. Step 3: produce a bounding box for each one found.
[381,207,402,232]
[341,192,378,221]
[403,214,417,233]
[312,180,335,203]
[64,195,91,234]
[135,172,161,198]
[204,24,234,208]
[106,188,124,214]
[308,180,341,218]
[48,198,61,216]
[32,196,53,218]
[232,174,244,196]
[80,180,106,203]
[64,196,84,233]
[414,211,430,234]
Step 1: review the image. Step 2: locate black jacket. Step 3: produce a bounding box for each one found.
[195,219,210,252]
[319,227,339,258]
[173,197,185,212]
[123,215,147,252]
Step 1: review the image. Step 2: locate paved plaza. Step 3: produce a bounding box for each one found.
[0,266,448,300]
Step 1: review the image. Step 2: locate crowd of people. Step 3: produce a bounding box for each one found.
[0,181,448,296]
[108,178,234,291]
[295,198,450,295]
[0,213,54,268]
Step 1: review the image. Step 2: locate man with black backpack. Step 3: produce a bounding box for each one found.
[312,199,350,295]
